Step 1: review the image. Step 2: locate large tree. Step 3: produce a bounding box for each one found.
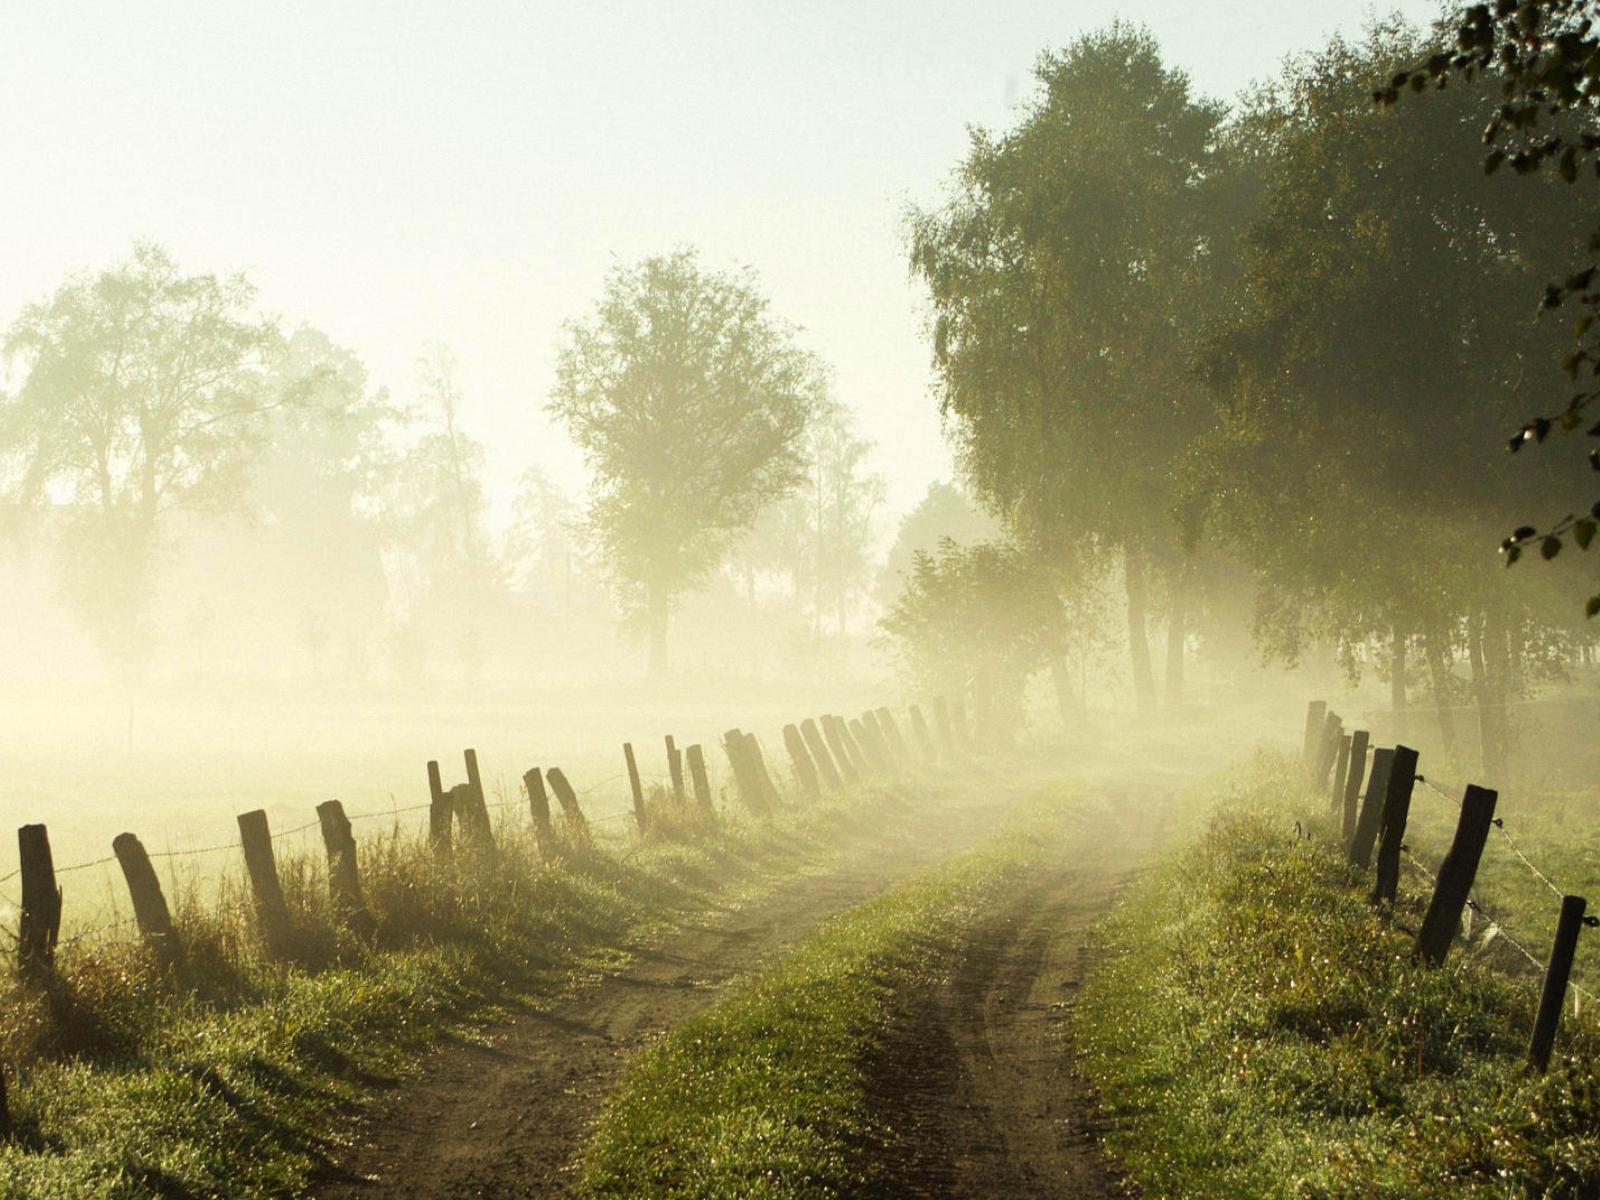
[909,24,1225,711]
[1,242,289,676]
[550,249,821,676]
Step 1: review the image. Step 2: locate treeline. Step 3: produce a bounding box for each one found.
[894,18,1599,780]
[0,247,895,685]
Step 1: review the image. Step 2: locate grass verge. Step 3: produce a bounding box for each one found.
[573,786,1090,1200]
[0,788,903,1198]
[1076,754,1600,1198]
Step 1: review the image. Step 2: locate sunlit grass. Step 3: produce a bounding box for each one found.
[1076,755,1600,1198]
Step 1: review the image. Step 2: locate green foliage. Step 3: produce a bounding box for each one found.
[1077,759,1600,1198]
[549,249,823,673]
[878,538,1065,733]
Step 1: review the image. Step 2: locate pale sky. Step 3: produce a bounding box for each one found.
[0,0,1440,529]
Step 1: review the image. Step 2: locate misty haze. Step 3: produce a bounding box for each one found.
[2,2,1600,1197]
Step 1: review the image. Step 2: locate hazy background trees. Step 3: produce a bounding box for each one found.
[550,250,822,676]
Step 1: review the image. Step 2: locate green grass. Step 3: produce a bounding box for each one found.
[573,787,1090,1200]
[1076,755,1600,1199]
[0,789,904,1198]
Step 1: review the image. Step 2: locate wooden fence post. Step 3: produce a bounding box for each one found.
[427,760,452,857]
[719,729,768,814]
[1529,894,1588,1073]
[112,833,183,969]
[543,768,590,835]
[800,719,843,791]
[1348,747,1394,868]
[908,704,936,760]
[460,749,497,852]
[523,768,556,857]
[17,824,61,977]
[237,809,294,957]
[1371,745,1419,903]
[1312,711,1343,789]
[623,743,647,832]
[1301,700,1327,771]
[838,716,873,777]
[1341,731,1370,843]
[783,724,821,797]
[744,732,784,808]
[316,801,375,940]
[1329,734,1352,812]
[849,717,886,774]
[665,735,686,805]
[1416,785,1498,966]
[861,711,896,770]
[685,744,715,814]
[876,708,912,764]
[820,716,862,784]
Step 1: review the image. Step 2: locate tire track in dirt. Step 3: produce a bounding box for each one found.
[864,787,1172,1198]
[312,784,1028,1199]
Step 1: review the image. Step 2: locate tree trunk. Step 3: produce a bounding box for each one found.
[1124,543,1157,713]
[1390,624,1408,739]
[647,588,669,680]
[1421,617,1457,756]
[1164,555,1188,710]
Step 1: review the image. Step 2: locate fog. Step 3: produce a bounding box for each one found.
[5,0,1599,922]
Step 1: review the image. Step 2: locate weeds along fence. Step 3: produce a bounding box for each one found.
[1301,700,1596,1074]
[0,696,968,1136]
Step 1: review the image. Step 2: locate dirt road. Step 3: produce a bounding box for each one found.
[313,771,1177,1199]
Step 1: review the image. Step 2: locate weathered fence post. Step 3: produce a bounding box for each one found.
[1313,711,1343,790]
[1371,745,1419,903]
[1529,894,1588,1073]
[427,760,453,857]
[721,729,771,814]
[820,716,862,783]
[876,708,912,764]
[523,767,556,857]
[744,732,784,808]
[861,711,896,770]
[544,768,590,835]
[800,719,843,791]
[1329,734,1352,812]
[1348,747,1394,868]
[908,704,936,760]
[1416,785,1498,965]
[17,824,61,977]
[685,744,715,814]
[1301,700,1327,772]
[849,717,886,774]
[113,833,183,969]
[783,724,821,797]
[316,801,375,940]
[1341,731,1370,843]
[460,749,497,852]
[237,809,294,957]
[664,735,686,805]
[623,743,648,832]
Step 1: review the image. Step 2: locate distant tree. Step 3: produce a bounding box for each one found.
[1383,2,1600,615]
[879,539,1065,739]
[0,242,288,676]
[909,25,1226,711]
[382,344,500,676]
[878,481,999,606]
[504,463,584,605]
[550,250,821,676]
[803,398,884,636]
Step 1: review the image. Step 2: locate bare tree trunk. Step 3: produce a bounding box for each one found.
[647,588,669,681]
[1124,543,1157,713]
[1468,610,1508,785]
[1422,616,1457,756]
[1390,624,1408,739]
[1164,555,1188,710]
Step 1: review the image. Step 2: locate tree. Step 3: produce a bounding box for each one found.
[1201,24,1592,781]
[878,481,999,605]
[1383,2,1600,616]
[909,25,1225,711]
[0,242,287,676]
[504,464,584,604]
[550,249,821,676]
[879,539,1066,740]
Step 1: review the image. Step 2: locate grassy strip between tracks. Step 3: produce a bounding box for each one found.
[0,784,918,1199]
[573,785,1092,1200]
[1076,755,1600,1199]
